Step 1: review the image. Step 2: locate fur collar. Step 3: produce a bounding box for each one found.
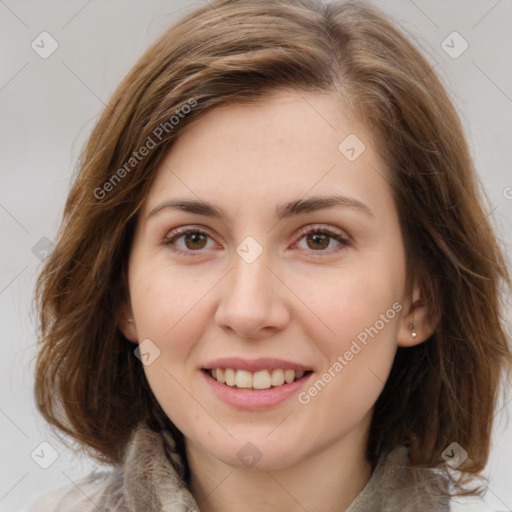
[28,421,450,511]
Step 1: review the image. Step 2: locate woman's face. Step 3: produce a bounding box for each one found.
[123,90,423,470]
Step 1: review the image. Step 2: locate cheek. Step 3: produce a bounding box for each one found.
[286,256,404,351]
[129,267,214,432]
[294,291,400,440]
[286,257,403,415]
[129,264,216,361]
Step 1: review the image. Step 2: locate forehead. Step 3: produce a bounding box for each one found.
[144,90,390,217]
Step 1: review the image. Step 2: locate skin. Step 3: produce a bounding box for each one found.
[120,89,433,512]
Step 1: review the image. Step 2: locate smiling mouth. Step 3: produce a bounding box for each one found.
[204,368,313,390]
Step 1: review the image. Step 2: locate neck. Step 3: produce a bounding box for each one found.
[186,416,373,512]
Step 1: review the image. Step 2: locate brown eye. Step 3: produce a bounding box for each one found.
[184,232,208,250]
[295,225,351,254]
[306,233,330,250]
[163,227,217,256]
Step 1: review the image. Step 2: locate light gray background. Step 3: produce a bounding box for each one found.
[1,1,511,511]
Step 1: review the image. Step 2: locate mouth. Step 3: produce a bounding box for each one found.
[203,367,313,390]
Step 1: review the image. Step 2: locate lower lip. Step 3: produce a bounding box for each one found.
[202,370,313,410]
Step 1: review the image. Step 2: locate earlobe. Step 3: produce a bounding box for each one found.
[397,283,437,348]
[399,306,436,346]
[397,300,435,347]
[118,304,139,343]
[397,269,438,347]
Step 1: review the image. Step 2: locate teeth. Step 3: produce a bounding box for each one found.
[216,368,225,384]
[253,370,271,390]
[225,368,236,386]
[284,369,295,383]
[209,368,307,389]
[271,368,285,386]
[235,369,253,388]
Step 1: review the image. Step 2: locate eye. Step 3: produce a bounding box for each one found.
[162,226,218,256]
[162,224,351,257]
[294,225,351,254]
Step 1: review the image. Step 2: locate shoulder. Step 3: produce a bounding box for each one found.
[23,421,196,512]
[348,446,451,512]
[25,469,126,512]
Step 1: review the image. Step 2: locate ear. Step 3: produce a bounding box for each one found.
[118,302,139,344]
[397,278,437,348]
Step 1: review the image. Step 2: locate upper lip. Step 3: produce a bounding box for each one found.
[202,357,312,372]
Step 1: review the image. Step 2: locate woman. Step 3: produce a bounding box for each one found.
[29,0,511,510]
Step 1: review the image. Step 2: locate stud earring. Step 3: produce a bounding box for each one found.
[127,318,135,323]
[409,323,417,338]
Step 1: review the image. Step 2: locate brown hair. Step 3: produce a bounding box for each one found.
[33,0,511,496]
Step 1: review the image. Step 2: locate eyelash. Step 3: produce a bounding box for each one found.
[162,224,351,258]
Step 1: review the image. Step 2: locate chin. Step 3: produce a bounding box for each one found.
[205,437,304,471]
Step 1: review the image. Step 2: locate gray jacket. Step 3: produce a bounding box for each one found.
[26,422,451,511]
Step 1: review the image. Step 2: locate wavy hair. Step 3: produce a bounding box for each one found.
[33,0,511,497]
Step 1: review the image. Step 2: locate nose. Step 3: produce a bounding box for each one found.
[214,251,290,339]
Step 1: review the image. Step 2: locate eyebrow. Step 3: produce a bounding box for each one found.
[146,194,374,221]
